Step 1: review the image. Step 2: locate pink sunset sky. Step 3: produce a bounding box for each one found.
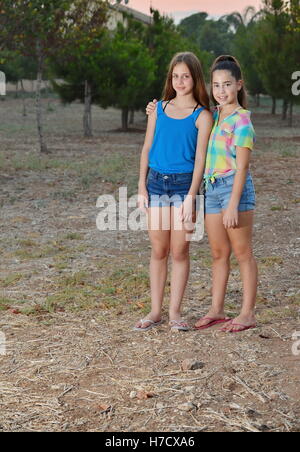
[127,0,263,22]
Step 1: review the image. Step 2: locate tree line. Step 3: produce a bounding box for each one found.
[0,0,299,153]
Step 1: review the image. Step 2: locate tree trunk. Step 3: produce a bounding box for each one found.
[288,100,293,127]
[256,93,260,107]
[46,81,52,112]
[122,108,129,131]
[83,80,92,137]
[271,97,276,115]
[36,42,49,154]
[129,109,134,125]
[20,79,27,117]
[282,99,288,120]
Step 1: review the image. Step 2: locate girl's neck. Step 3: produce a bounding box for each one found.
[172,94,197,108]
[218,102,241,116]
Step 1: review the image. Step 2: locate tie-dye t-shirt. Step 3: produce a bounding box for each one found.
[204,106,255,182]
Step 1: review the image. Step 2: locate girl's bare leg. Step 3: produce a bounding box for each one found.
[194,213,231,328]
[169,206,192,322]
[135,206,170,329]
[221,210,257,332]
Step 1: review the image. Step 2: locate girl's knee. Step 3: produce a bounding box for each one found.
[211,247,231,262]
[233,246,254,263]
[171,247,189,262]
[152,247,170,260]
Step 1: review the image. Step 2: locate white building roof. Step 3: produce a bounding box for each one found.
[110,2,152,25]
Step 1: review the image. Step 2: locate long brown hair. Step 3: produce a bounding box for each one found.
[210,55,248,108]
[162,52,210,110]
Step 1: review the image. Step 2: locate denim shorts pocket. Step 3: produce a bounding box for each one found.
[147,169,156,181]
[245,177,255,196]
[240,184,249,201]
[147,177,161,192]
[247,183,256,203]
[223,175,235,188]
[241,180,256,205]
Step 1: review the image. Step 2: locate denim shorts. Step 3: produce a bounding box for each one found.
[205,172,256,214]
[146,168,194,208]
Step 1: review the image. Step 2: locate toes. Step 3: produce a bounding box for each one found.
[140,321,151,330]
[227,325,236,332]
[195,319,210,328]
[135,320,148,329]
[220,321,233,332]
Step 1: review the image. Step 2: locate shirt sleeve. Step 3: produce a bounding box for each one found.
[233,122,256,150]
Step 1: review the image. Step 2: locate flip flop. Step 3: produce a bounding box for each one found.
[194,317,231,330]
[169,320,189,331]
[220,321,257,333]
[133,319,163,332]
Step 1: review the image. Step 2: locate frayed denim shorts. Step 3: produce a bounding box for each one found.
[146,168,194,208]
[204,172,256,214]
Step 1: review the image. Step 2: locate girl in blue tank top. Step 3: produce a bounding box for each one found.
[134,52,213,332]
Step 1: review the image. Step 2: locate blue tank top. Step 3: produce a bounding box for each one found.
[148,100,205,174]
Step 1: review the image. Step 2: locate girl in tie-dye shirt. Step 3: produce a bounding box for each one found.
[194,55,258,333]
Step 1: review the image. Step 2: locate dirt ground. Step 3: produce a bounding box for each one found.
[0,97,299,432]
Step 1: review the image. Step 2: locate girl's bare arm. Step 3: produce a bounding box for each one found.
[180,109,213,223]
[223,146,251,228]
[139,109,157,189]
[189,110,213,198]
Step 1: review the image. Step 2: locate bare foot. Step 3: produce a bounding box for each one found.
[220,313,256,332]
[135,313,161,330]
[194,310,226,329]
[169,311,184,324]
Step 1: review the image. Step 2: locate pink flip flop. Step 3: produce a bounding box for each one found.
[220,321,257,333]
[194,317,231,330]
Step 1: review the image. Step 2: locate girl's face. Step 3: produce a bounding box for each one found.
[212,70,243,107]
[172,63,194,96]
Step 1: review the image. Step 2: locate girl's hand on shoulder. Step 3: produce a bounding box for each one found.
[138,186,149,214]
[223,206,239,229]
[146,99,158,116]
